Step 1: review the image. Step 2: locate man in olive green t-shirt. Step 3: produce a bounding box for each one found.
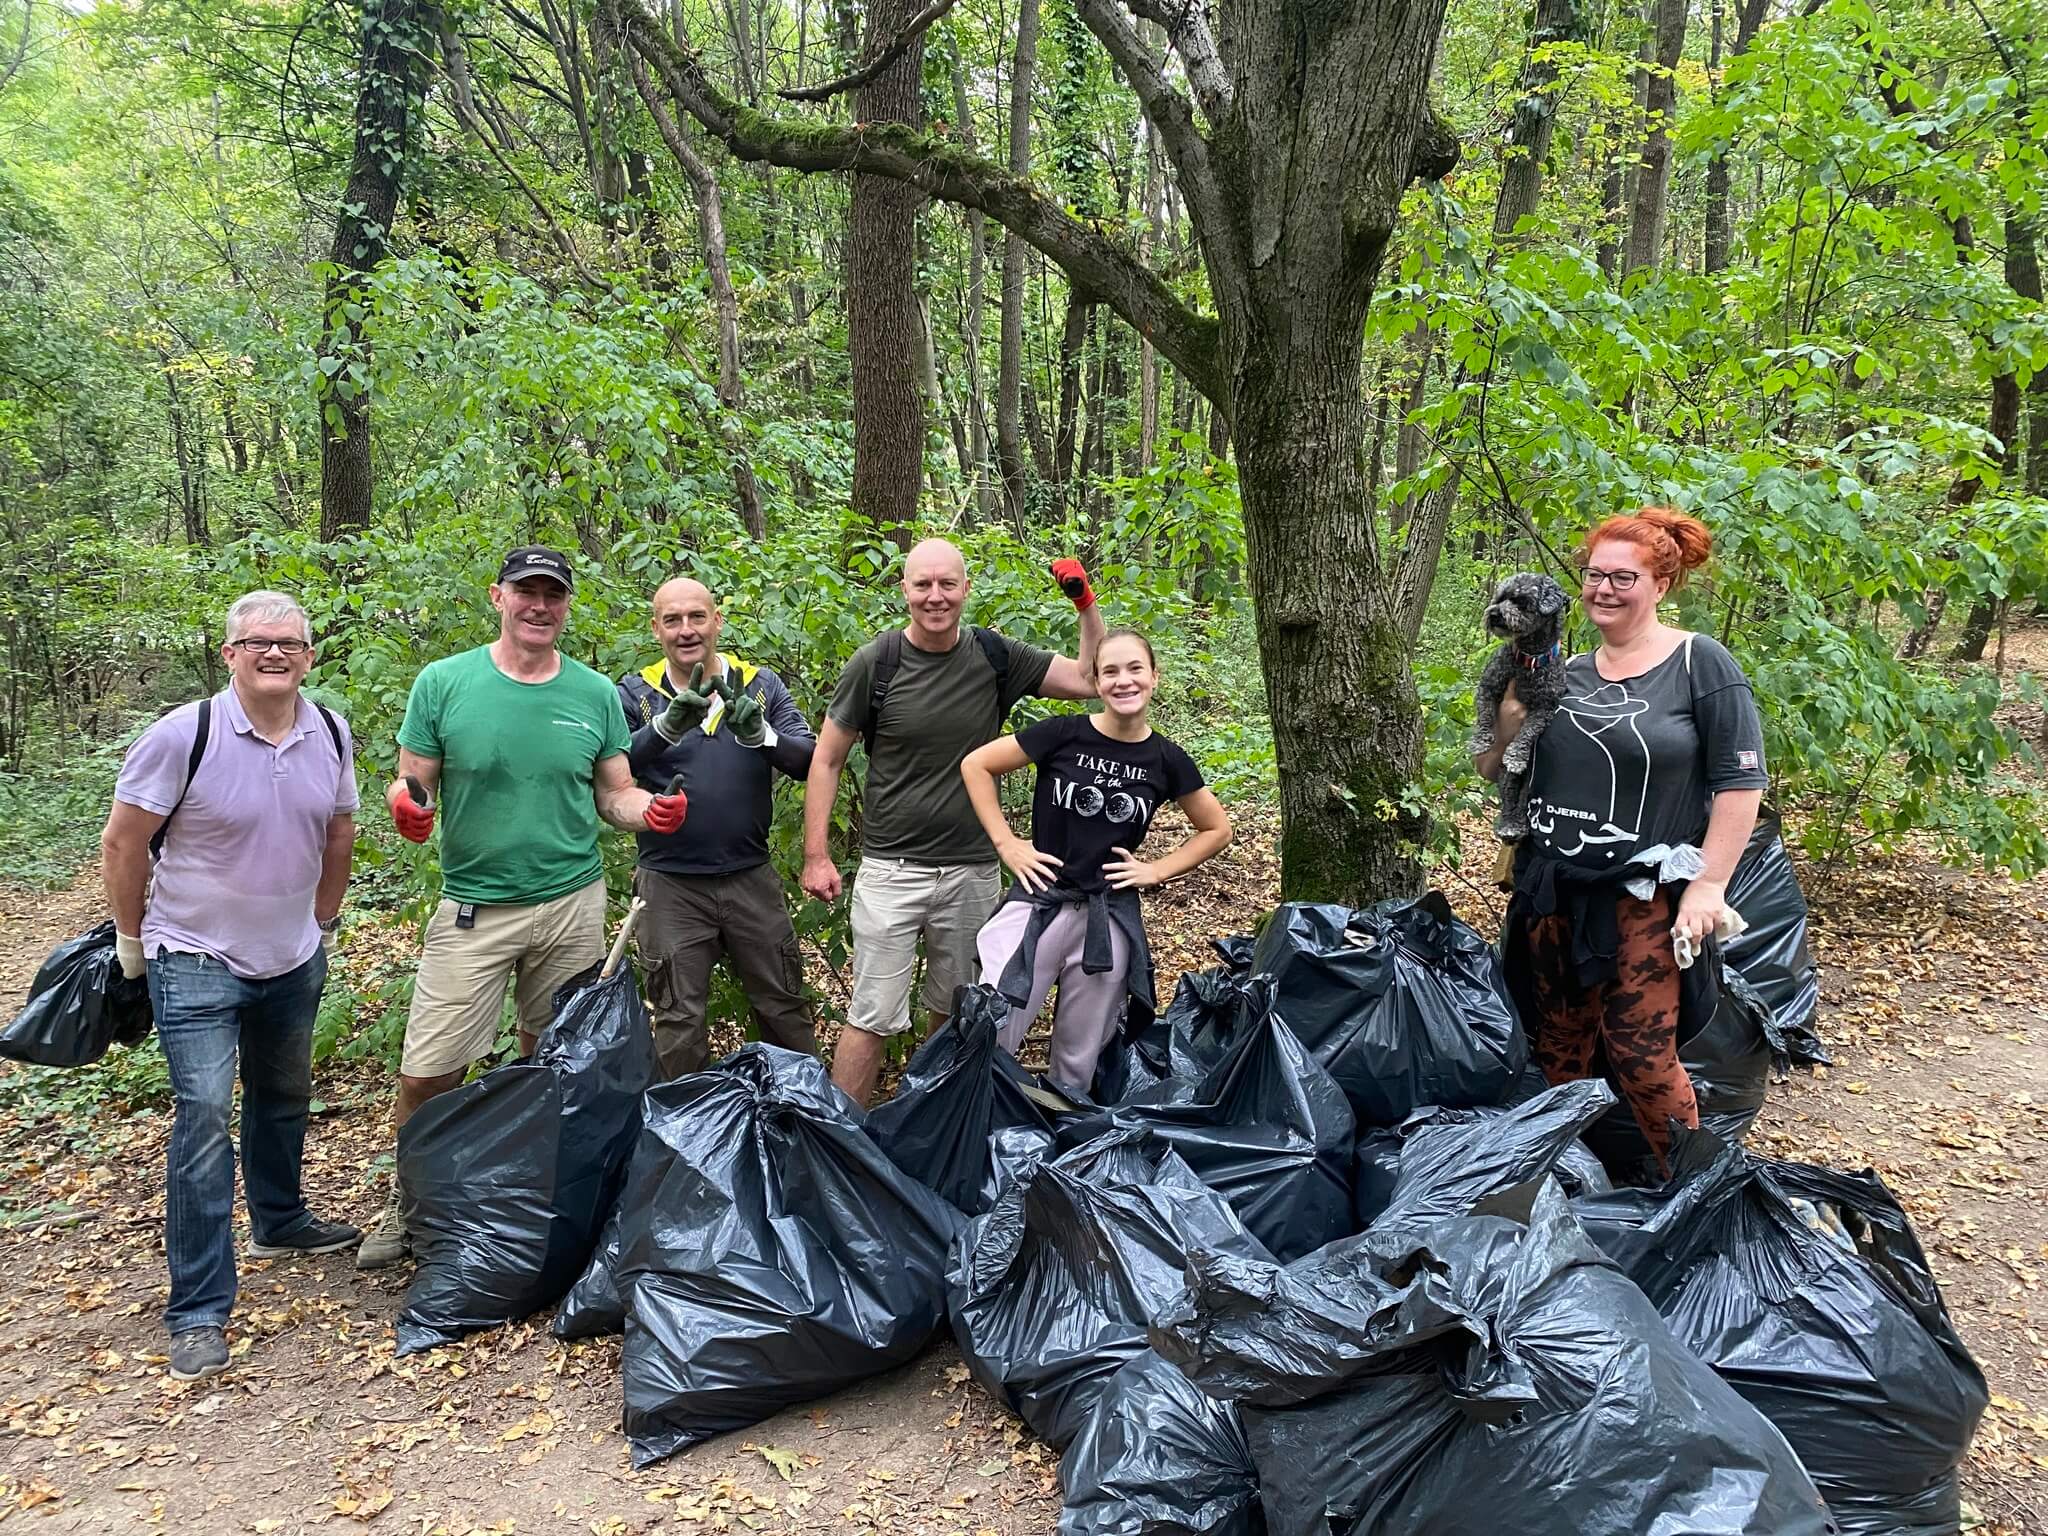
[802,538,1103,1107]
[357,546,686,1270]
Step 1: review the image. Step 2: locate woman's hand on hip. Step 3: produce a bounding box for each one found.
[999,837,1063,894]
[1103,848,1162,890]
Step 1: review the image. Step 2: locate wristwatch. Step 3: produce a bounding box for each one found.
[317,915,342,935]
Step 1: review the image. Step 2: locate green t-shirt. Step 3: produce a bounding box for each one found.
[397,645,631,905]
[827,627,1052,862]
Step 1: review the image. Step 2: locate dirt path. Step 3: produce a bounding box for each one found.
[1,827,2043,1534]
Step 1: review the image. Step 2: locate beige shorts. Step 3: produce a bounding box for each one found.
[400,879,608,1078]
[848,857,1001,1038]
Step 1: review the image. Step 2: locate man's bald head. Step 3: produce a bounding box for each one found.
[900,538,969,647]
[902,539,967,585]
[653,576,719,618]
[650,576,725,677]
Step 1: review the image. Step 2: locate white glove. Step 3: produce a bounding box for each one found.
[115,931,147,980]
[1672,907,1748,970]
[319,916,341,956]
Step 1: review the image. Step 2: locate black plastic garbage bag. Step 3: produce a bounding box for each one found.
[1575,1134,1987,1536]
[866,984,1087,1215]
[395,959,653,1355]
[1248,894,1526,1127]
[1725,811,1830,1066]
[552,1201,627,1339]
[950,1129,1273,1451]
[1,922,153,1068]
[1063,1009,1356,1261]
[1352,1082,1615,1230]
[1058,1350,1264,1536]
[1160,968,1271,1080]
[1575,959,1778,1181]
[622,1045,962,1466]
[1151,1185,1832,1536]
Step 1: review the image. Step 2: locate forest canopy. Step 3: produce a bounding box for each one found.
[1,0,2045,901]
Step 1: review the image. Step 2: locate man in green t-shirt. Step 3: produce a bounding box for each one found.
[357,546,685,1270]
[802,538,1103,1106]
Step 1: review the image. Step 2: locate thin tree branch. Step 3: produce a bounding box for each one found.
[1120,0,1229,122]
[776,0,964,101]
[0,0,34,97]
[614,0,1228,406]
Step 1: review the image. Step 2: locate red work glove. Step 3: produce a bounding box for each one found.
[1050,558,1096,612]
[644,787,688,836]
[386,779,436,844]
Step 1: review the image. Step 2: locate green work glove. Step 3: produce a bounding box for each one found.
[716,670,771,749]
[654,664,716,743]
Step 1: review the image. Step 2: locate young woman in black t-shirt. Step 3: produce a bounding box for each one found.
[961,629,1233,1091]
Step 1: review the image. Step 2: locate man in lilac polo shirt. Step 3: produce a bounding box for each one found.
[100,590,361,1382]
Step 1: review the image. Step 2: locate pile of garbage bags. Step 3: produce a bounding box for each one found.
[1,922,153,1067]
[376,853,1974,1535]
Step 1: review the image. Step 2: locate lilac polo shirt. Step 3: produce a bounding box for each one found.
[115,687,360,980]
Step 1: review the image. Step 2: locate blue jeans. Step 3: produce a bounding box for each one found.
[148,948,327,1335]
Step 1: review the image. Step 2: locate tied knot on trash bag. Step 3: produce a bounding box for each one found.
[867,983,1090,1215]
[395,954,654,1355]
[949,1127,1275,1453]
[609,1044,962,1467]
[1246,894,1527,1128]
[1061,1003,1357,1262]
[1576,1129,1988,1536]
[1,922,153,1068]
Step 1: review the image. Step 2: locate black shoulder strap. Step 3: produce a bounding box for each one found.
[863,630,906,757]
[149,697,212,861]
[972,627,1010,728]
[314,703,343,758]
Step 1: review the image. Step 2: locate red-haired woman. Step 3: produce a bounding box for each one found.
[1477,508,1767,1179]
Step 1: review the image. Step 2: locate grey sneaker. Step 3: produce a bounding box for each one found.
[355,1196,411,1271]
[249,1215,362,1259]
[168,1326,229,1381]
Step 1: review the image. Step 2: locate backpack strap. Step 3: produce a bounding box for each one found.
[149,697,213,862]
[862,627,1014,756]
[314,702,343,759]
[863,630,906,758]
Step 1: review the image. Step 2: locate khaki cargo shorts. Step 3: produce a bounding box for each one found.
[400,878,607,1078]
[847,857,1000,1038]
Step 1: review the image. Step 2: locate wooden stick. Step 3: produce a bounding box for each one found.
[601,897,648,979]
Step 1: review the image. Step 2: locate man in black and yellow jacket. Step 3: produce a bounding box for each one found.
[618,577,817,1078]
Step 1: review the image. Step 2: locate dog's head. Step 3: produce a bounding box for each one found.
[1484,572,1569,647]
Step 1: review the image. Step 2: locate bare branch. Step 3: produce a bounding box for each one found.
[613,0,1227,406]
[1121,0,1230,123]
[0,0,33,98]
[777,0,964,101]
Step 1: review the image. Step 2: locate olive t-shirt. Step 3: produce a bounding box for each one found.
[397,645,632,904]
[1525,632,1767,872]
[828,627,1053,862]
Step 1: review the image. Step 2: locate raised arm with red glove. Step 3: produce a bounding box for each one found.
[1050,558,1097,612]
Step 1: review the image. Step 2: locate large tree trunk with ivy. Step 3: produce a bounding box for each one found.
[617,0,1457,902]
[844,0,926,546]
[318,0,437,543]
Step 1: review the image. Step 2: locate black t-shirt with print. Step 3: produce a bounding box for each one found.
[1525,632,1768,872]
[1015,714,1205,894]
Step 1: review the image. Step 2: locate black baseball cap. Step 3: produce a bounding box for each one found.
[497,546,574,590]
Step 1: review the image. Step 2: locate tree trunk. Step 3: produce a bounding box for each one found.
[1054,290,1089,483]
[846,0,926,546]
[1493,0,1581,241]
[625,46,767,537]
[318,0,437,543]
[2008,217,2045,497]
[949,35,993,516]
[1703,0,1767,272]
[1138,121,1163,468]
[995,0,1041,518]
[1623,0,1688,278]
[161,360,208,548]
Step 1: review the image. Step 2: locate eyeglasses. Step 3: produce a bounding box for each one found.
[1580,568,1641,592]
[228,637,311,655]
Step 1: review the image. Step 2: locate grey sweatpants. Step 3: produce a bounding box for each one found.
[975,899,1131,1093]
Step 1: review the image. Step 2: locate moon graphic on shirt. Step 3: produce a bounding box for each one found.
[1105,791,1138,824]
[1071,785,1105,818]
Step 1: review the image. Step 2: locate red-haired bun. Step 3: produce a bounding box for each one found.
[1581,506,1713,588]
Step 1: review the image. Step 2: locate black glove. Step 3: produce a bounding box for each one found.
[715,671,770,749]
[654,664,716,743]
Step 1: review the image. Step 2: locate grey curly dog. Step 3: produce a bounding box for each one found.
[1470,571,1570,840]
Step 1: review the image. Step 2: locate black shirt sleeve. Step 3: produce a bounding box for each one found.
[1014,714,1072,763]
[1687,636,1769,792]
[1157,736,1206,800]
[757,670,816,779]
